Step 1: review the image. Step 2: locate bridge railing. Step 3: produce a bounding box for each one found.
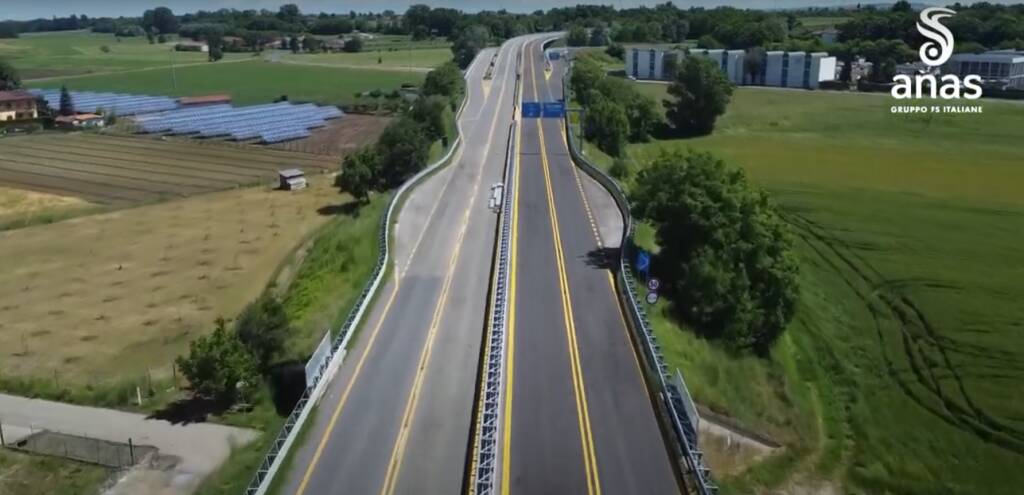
[560,64,718,495]
[242,61,474,495]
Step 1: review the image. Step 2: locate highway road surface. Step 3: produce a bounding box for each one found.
[499,38,681,494]
[278,35,539,495]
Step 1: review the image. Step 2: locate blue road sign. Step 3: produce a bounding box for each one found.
[542,101,566,118]
[522,102,541,118]
[636,249,650,278]
[548,51,561,60]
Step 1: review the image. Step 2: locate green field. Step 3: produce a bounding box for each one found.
[0,449,108,495]
[0,30,246,80]
[279,47,452,70]
[28,59,423,106]
[587,85,1024,493]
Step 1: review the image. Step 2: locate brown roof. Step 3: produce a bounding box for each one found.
[55,113,103,123]
[0,90,37,103]
[179,94,232,105]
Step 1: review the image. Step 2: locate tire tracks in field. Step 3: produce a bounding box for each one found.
[781,210,1024,454]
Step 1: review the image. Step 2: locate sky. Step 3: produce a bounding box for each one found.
[2,0,1020,20]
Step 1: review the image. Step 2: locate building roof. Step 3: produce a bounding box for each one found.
[950,50,1024,63]
[179,94,232,105]
[176,41,208,47]
[278,168,305,178]
[0,90,37,103]
[55,113,103,123]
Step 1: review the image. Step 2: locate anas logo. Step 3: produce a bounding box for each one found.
[892,7,983,101]
[917,7,955,66]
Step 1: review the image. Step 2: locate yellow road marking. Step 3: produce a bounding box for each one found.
[380,40,517,495]
[560,126,603,249]
[538,114,601,495]
[500,37,528,495]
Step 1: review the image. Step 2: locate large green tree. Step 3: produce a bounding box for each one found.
[410,95,453,141]
[58,85,74,116]
[664,56,733,136]
[584,97,629,157]
[567,25,588,47]
[337,147,379,202]
[452,25,490,69]
[632,150,799,352]
[234,295,290,370]
[175,319,259,402]
[422,61,465,108]
[376,118,430,188]
[142,7,178,34]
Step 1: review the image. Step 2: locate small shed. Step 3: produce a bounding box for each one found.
[278,169,307,191]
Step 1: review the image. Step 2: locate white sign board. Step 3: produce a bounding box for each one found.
[304,330,332,388]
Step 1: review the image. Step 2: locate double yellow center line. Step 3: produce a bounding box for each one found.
[500,38,602,495]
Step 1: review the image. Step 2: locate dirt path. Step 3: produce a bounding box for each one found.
[0,393,257,494]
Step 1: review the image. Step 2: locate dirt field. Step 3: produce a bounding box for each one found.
[0,176,347,386]
[0,186,95,228]
[0,133,335,205]
[267,113,390,156]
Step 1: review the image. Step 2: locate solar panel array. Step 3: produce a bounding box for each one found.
[134,102,343,144]
[30,89,179,116]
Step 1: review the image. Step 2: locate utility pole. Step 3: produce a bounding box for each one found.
[170,49,178,91]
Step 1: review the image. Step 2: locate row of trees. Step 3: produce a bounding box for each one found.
[336,62,463,200]
[570,56,659,157]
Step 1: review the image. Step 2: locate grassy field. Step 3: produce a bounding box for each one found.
[28,59,424,106]
[586,85,1024,493]
[279,47,452,70]
[0,30,246,80]
[0,133,335,205]
[0,175,353,402]
[0,449,109,495]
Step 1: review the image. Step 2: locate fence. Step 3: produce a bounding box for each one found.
[242,62,474,495]
[561,64,718,495]
[2,427,156,469]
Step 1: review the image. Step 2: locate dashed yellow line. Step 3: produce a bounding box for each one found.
[560,126,603,249]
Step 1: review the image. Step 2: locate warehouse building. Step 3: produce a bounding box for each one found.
[945,50,1024,89]
[625,46,837,89]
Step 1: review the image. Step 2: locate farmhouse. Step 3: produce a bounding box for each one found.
[0,90,39,121]
[175,41,209,53]
[278,169,307,190]
[55,113,105,129]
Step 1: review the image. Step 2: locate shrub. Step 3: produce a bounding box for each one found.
[175,319,259,402]
[664,56,733,136]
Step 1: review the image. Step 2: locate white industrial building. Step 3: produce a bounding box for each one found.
[625,45,837,89]
[945,50,1024,89]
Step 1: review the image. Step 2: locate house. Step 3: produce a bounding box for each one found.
[0,90,39,122]
[175,41,209,53]
[55,113,105,129]
[278,169,307,191]
[945,50,1024,89]
[179,94,232,107]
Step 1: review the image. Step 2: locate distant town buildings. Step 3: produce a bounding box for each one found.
[0,90,39,121]
[625,46,838,89]
[946,50,1024,90]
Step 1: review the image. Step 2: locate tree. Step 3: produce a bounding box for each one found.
[143,7,179,34]
[175,319,259,402]
[589,24,609,46]
[609,157,630,180]
[632,150,799,352]
[234,296,290,370]
[696,34,723,49]
[567,25,588,47]
[422,61,465,107]
[744,47,766,84]
[569,57,604,106]
[664,56,733,136]
[337,147,378,201]
[277,4,301,23]
[303,36,324,53]
[289,36,301,53]
[410,95,452,141]
[343,37,363,53]
[606,43,625,60]
[584,97,629,157]
[452,25,490,69]
[376,118,430,188]
[208,44,224,62]
[58,85,74,116]
[0,59,20,90]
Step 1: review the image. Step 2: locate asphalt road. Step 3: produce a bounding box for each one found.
[500,39,681,495]
[279,35,538,495]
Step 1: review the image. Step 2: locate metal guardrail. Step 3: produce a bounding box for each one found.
[471,42,523,495]
[560,66,718,495]
[243,69,473,495]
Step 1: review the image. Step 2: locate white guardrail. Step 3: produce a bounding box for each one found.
[243,57,476,495]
